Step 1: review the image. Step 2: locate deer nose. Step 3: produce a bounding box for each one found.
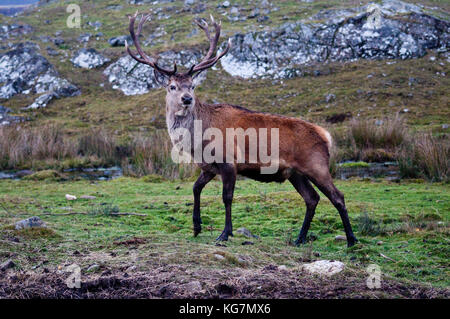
[182,95,192,105]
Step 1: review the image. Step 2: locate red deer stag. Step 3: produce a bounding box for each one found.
[126,12,358,247]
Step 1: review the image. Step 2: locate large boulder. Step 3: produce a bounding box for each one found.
[221,0,449,79]
[104,49,206,96]
[15,216,46,230]
[0,43,80,109]
[70,48,110,69]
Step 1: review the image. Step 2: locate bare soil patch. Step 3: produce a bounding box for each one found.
[0,264,448,299]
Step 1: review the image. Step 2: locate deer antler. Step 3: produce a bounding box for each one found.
[126,11,177,76]
[186,15,231,77]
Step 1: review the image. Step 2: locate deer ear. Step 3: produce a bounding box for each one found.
[154,69,170,87]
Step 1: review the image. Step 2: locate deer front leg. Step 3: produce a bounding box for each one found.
[193,171,216,237]
[216,165,236,242]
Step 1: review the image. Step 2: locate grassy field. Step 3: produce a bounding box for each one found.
[0,177,448,297]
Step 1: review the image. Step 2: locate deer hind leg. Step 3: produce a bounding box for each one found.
[289,173,320,246]
[307,169,358,247]
[193,170,216,237]
[216,164,236,242]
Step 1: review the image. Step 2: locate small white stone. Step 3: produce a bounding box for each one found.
[303,260,345,277]
[214,254,225,260]
[65,194,77,201]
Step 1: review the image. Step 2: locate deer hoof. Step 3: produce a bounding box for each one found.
[216,230,232,242]
[294,237,307,246]
[193,225,202,237]
[347,236,358,248]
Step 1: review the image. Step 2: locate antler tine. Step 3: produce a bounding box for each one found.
[126,11,176,76]
[194,38,231,72]
[188,16,225,75]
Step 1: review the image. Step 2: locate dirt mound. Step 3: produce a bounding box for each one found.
[0,264,447,299]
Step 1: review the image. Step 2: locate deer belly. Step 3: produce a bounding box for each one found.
[237,164,293,183]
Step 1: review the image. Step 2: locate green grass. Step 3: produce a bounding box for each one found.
[0,177,448,288]
[339,161,370,168]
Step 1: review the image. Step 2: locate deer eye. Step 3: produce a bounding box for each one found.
[191,85,196,90]
[170,85,176,91]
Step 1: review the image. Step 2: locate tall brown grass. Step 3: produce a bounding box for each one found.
[124,131,197,179]
[77,128,118,165]
[0,124,198,179]
[1,120,447,182]
[398,133,449,182]
[350,116,407,149]
[329,116,449,182]
[0,124,75,169]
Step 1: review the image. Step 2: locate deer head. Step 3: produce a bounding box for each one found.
[126,12,231,116]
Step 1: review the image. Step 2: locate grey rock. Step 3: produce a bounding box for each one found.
[0,105,11,114]
[87,21,102,30]
[192,3,206,14]
[236,227,259,239]
[335,235,346,241]
[71,48,110,69]
[108,35,133,47]
[0,23,32,42]
[78,33,91,43]
[214,254,225,260]
[257,15,270,23]
[221,0,449,79]
[0,259,15,271]
[186,28,199,38]
[52,37,65,46]
[325,93,336,103]
[128,0,148,3]
[0,43,80,106]
[303,260,345,277]
[184,0,195,5]
[27,92,57,109]
[86,264,100,272]
[442,124,449,129]
[46,46,59,56]
[15,216,46,230]
[80,195,97,200]
[0,105,22,126]
[230,7,239,15]
[107,5,123,11]
[104,49,206,96]
[221,1,230,8]
[248,8,260,19]
[260,0,270,8]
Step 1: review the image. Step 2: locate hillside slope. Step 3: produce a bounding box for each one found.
[0,0,448,137]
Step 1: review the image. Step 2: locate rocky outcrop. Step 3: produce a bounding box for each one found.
[0,23,33,42]
[221,0,449,79]
[104,50,206,96]
[0,105,22,126]
[70,48,110,69]
[0,43,80,109]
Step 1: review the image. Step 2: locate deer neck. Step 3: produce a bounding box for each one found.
[166,99,212,146]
